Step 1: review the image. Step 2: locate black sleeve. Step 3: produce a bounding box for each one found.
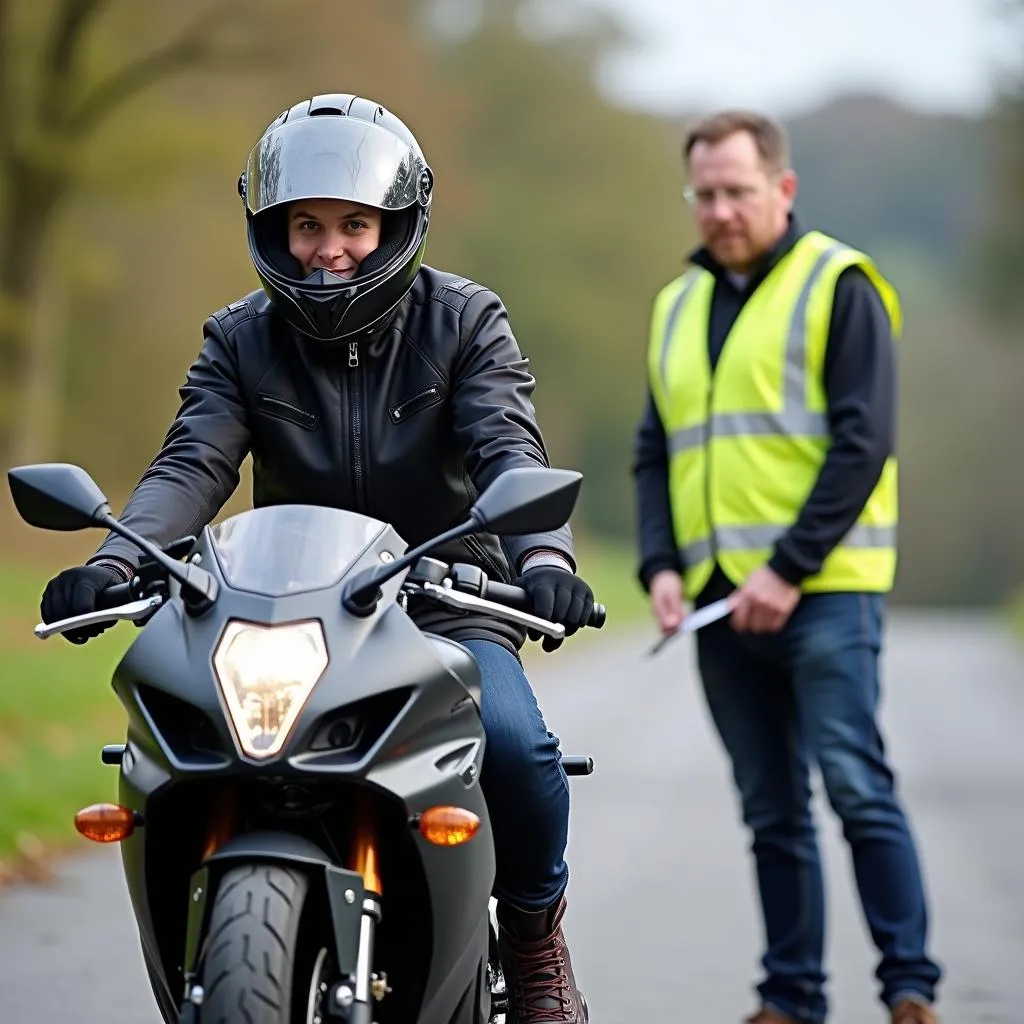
[632,387,683,591]
[450,288,575,574]
[89,316,252,569]
[768,265,896,584]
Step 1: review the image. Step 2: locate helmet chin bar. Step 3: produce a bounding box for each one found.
[303,268,356,288]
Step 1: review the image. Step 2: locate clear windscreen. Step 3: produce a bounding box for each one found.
[208,505,389,597]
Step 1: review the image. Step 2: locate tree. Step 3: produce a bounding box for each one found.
[424,0,697,538]
[0,0,282,467]
[972,0,1024,320]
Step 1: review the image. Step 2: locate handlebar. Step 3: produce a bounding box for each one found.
[40,555,608,643]
[404,559,607,643]
[484,580,607,629]
[92,564,607,640]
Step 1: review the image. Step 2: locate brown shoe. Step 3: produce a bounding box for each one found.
[496,894,588,1023]
[891,997,939,1024]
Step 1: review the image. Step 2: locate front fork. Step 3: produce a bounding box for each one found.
[330,793,389,1024]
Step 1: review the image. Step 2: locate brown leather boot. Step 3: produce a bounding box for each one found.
[496,894,588,1023]
[891,997,939,1024]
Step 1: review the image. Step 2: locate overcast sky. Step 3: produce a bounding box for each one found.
[558,0,1021,117]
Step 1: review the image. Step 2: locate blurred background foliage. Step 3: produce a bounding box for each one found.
[1,0,1022,608]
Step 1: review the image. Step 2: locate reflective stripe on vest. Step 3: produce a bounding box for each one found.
[681,522,897,570]
[647,230,900,597]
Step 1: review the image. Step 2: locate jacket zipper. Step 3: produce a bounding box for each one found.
[257,394,318,430]
[348,339,367,511]
[391,385,441,423]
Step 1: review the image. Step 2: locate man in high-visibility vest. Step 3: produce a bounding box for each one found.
[632,110,942,1024]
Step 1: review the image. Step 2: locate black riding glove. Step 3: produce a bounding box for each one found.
[40,562,131,645]
[515,565,595,652]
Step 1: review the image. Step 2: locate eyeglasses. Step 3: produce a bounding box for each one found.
[682,183,764,209]
[684,168,787,209]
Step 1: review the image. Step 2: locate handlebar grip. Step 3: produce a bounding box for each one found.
[484,581,606,629]
[483,580,531,611]
[95,581,135,610]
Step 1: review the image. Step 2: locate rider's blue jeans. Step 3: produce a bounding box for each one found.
[695,591,942,1021]
[462,639,570,912]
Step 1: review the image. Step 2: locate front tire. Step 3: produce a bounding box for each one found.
[200,864,309,1023]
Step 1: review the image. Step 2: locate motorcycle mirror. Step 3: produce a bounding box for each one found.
[7,463,112,532]
[468,467,582,535]
[343,466,583,617]
[8,462,220,615]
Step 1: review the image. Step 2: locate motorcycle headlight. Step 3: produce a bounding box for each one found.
[212,620,329,759]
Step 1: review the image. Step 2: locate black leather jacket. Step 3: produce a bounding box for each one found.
[92,265,576,654]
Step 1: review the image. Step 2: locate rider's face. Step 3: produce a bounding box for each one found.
[287,198,382,278]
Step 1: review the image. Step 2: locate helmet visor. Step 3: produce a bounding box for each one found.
[244,115,425,215]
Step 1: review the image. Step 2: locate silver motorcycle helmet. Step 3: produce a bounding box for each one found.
[239,94,433,343]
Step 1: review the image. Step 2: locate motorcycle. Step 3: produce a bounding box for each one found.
[7,462,605,1024]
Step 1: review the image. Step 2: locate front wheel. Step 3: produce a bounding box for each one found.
[199,864,310,1023]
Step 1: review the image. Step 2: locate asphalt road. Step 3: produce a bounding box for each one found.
[2,611,1022,1023]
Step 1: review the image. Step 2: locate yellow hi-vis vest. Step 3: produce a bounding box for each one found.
[646,230,901,599]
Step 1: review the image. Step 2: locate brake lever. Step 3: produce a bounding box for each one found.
[419,581,565,641]
[34,596,165,640]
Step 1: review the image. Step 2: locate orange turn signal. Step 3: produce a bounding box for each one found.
[418,806,481,847]
[74,803,138,843]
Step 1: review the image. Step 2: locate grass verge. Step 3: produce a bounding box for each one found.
[1010,592,1024,638]
[573,536,648,630]
[0,563,132,876]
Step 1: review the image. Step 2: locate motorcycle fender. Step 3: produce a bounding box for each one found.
[188,832,366,977]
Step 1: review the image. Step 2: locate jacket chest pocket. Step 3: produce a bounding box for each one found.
[389,384,444,424]
[256,393,320,431]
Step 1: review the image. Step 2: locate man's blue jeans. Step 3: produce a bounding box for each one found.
[463,639,571,911]
[695,592,942,1022]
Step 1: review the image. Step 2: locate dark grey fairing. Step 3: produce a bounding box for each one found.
[113,514,498,1024]
[7,458,598,1023]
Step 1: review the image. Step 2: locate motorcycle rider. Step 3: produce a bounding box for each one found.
[40,93,595,1024]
